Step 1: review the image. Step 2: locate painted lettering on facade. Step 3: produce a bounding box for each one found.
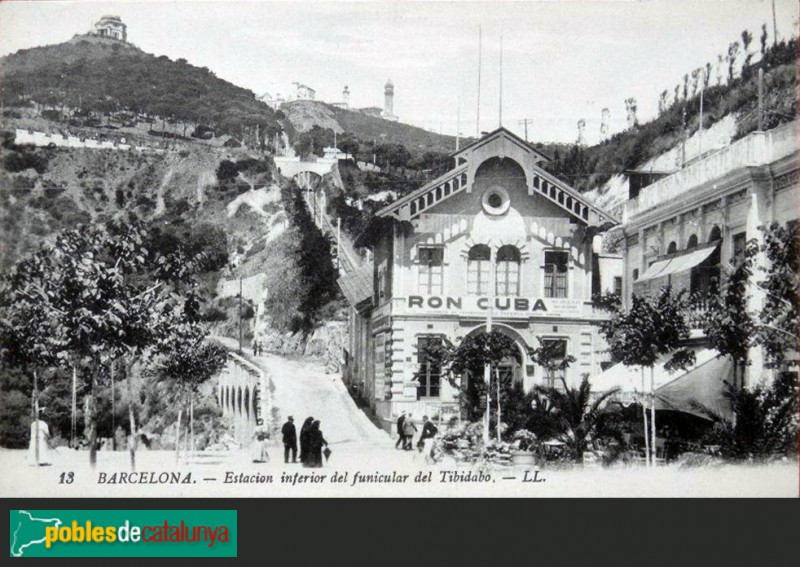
[404,296,584,318]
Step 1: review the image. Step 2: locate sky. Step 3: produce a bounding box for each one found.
[0,0,797,144]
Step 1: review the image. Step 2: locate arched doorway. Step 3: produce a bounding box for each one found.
[461,324,529,386]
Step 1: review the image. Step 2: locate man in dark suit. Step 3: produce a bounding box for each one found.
[281,416,297,463]
[395,411,407,449]
[417,415,438,451]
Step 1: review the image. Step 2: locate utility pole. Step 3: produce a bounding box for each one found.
[498,35,503,128]
[699,78,704,155]
[758,68,764,131]
[772,0,778,47]
[518,119,534,142]
[476,25,482,137]
[456,102,461,151]
[238,276,243,354]
[483,254,495,445]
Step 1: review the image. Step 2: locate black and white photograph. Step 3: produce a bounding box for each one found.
[0,0,798,498]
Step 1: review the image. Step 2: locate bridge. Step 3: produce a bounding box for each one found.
[274,156,337,189]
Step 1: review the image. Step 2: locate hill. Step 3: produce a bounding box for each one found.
[282,100,463,155]
[0,35,281,142]
[545,36,797,214]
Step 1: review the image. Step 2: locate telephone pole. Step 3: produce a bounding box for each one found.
[518,118,534,142]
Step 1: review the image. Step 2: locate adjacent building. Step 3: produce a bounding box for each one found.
[341,127,620,429]
[593,120,798,409]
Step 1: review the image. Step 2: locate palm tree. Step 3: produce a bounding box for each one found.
[534,376,619,462]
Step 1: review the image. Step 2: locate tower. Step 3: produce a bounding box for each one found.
[343,85,350,109]
[381,80,398,121]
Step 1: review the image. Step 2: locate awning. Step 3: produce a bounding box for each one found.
[637,243,717,283]
[336,263,373,310]
[590,347,732,420]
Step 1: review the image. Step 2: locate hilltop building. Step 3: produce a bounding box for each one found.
[91,15,127,42]
[259,92,285,111]
[293,83,316,101]
[339,127,620,430]
[381,80,398,122]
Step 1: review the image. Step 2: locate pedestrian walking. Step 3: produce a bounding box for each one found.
[417,415,438,452]
[27,409,52,466]
[394,411,407,449]
[299,416,314,464]
[402,414,417,451]
[250,429,270,463]
[281,416,297,463]
[304,420,328,468]
[253,340,258,357]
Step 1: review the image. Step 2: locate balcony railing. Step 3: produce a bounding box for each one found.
[624,121,798,222]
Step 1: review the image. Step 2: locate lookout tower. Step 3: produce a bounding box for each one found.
[381,80,398,122]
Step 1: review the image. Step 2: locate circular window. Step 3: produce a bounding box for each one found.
[481,187,511,216]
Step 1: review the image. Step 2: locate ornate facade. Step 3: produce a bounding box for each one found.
[342,128,620,429]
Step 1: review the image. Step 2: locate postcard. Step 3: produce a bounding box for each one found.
[1,0,798,501]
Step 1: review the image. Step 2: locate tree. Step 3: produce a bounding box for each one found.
[624,98,638,128]
[421,330,518,437]
[534,375,620,462]
[760,23,768,57]
[0,217,212,469]
[741,29,754,70]
[658,90,669,115]
[599,286,696,465]
[757,223,800,369]
[697,239,758,389]
[156,316,227,460]
[727,41,740,84]
[694,371,798,461]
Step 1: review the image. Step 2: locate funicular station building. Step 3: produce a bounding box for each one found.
[339,128,621,431]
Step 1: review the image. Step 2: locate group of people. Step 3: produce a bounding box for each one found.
[395,412,438,452]
[252,341,263,357]
[281,416,329,468]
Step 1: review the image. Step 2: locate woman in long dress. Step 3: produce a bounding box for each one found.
[298,417,314,464]
[27,418,52,466]
[304,420,328,468]
[250,429,270,463]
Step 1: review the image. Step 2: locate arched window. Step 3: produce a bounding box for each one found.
[467,245,491,295]
[708,226,721,242]
[687,234,698,249]
[495,245,521,296]
[667,241,677,254]
[244,388,250,419]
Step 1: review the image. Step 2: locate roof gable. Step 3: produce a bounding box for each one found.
[453,127,551,163]
[376,129,618,227]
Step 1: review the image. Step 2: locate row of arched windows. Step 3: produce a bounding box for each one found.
[219,384,255,420]
[417,244,571,297]
[664,226,721,255]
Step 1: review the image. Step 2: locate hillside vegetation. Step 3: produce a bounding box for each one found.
[1,35,281,142]
[283,100,462,155]
[545,37,797,196]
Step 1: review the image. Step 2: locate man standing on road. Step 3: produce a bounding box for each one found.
[394,411,407,450]
[281,416,297,463]
[417,415,438,451]
[403,414,417,451]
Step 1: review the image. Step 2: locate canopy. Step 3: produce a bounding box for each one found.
[336,263,373,311]
[591,347,732,420]
[636,244,717,283]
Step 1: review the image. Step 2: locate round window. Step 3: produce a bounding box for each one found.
[481,187,511,216]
